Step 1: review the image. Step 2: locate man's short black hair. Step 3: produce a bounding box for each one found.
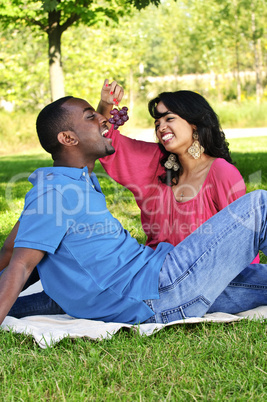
[36,96,74,158]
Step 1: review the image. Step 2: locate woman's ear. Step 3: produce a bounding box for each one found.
[57,131,78,146]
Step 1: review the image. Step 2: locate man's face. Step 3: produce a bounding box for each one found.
[63,97,115,159]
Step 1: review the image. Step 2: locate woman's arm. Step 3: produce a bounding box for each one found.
[97,79,164,199]
[97,79,165,200]
[100,127,164,200]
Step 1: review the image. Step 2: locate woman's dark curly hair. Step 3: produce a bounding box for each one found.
[148,90,233,186]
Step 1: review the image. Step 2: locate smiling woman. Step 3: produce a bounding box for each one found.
[100,86,259,264]
[154,103,195,152]
[148,90,233,184]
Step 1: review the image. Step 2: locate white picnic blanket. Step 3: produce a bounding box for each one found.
[1,281,267,349]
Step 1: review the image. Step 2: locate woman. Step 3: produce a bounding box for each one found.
[99,81,259,264]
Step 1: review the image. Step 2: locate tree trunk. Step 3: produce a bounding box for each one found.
[251,7,263,104]
[235,39,241,103]
[257,38,264,97]
[48,10,65,101]
[234,4,241,102]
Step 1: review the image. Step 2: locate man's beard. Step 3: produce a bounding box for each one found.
[104,145,115,156]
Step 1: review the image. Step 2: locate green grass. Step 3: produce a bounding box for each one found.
[0,137,267,400]
[0,320,267,400]
[0,110,39,155]
[230,137,267,193]
[212,101,267,129]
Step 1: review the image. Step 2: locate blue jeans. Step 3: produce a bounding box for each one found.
[7,190,267,323]
[8,289,65,318]
[143,190,267,323]
[2,267,64,318]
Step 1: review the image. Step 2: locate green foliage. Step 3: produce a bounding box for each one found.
[0,27,49,108]
[0,0,266,109]
[129,0,161,9]
[0,0,127,28]
[0,0,160,103]
[0,0,158,31]
[42,0,59,12]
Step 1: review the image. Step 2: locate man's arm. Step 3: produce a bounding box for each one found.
[96,79,124,124]
[0,221,20,272]
[0,247,45,324]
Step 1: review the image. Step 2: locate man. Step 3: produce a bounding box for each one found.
[0,82,267,325]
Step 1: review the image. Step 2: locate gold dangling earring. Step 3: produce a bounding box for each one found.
[164,154,179,171]
[187,130,204,159]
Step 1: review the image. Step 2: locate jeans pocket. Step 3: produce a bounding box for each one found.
[161,295,211,324]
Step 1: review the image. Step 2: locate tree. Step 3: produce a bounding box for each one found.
[0,0,161,101]
[247,0,266,103]
[0,26,48,108]
[213,0,266,102]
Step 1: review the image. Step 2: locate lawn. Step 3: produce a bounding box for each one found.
[0,136,266,400]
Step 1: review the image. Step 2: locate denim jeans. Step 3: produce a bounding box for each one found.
[8,289,65,318]
[7,190,267,322]
[4,266,64,318]
[143,190,267,324]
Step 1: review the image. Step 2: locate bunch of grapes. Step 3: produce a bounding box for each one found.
[108,106,129,130]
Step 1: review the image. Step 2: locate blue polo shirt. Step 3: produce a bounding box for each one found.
[14,166,173,323]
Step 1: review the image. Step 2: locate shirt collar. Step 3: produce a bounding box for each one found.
[29,166,91,184]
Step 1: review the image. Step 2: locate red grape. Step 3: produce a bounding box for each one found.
[108,106,129,129]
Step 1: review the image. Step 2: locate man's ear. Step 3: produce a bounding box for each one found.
[57,131,78,147]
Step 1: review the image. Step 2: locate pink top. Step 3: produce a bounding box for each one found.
[100,127,259,263]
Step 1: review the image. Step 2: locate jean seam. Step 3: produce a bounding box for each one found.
[144,299,153,310]
[181,295,210,309]
[159,271,190,294]
[161,295,211,319]
[229,283,267,289]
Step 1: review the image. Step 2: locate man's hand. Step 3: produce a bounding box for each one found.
[97,79,124,123]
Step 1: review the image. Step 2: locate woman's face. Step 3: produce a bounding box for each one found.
[154,101,195,155]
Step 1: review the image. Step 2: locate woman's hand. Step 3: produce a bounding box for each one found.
[100,79,124,106]
[97,79,125,124]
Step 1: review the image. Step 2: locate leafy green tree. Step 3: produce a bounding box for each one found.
[0,26,48,108]
[242,0,266,102]
[0,0,265,110]
[0,0,161,101]
[212,0,266,101]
